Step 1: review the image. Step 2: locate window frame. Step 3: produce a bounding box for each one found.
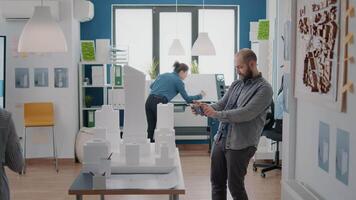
[112,4,239,80]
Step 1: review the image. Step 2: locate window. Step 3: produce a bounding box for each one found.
[114,9,153,76]
[159,12,192,74]
[113,6,238,85]
[198,9,236,85]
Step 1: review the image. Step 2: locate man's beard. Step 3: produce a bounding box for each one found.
[239,68,253,81]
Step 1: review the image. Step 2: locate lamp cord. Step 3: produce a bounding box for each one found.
[202,0,205,32]
[175,0,178,38]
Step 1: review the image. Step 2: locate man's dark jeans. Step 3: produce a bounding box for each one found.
[211,136,257,200]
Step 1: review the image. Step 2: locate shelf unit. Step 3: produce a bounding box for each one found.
[78,46,129,128]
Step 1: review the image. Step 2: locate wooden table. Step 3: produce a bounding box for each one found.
[68,150,185,200]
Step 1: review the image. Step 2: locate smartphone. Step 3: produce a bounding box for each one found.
[191,105,204,116]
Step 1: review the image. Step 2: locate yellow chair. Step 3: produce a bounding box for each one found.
[23,102,58,173]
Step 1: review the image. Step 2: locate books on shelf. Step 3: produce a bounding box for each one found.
[113,65,123,86]
[91,66,104,86]
[108,88,125,106]
[88,110,95,127]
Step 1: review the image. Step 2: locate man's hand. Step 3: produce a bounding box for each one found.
[201,104,217,117]
[191,101,199,115]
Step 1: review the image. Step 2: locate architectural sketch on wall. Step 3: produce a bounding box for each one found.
[54,68,68,88]
[34,68,49,87]
[15,68,29,88]
[296,0,340,103]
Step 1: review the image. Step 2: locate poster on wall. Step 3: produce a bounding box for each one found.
[295,0,340,106]
[15,68,29,88]
[336,128,350,186]
[318,121,330,173]
[283,20,291,61]
[0,36,5,108]
[54,68,68,88]
[283,73,290,113]
[34,68,49,87]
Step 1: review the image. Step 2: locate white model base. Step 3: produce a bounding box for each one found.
[111,143,177,174]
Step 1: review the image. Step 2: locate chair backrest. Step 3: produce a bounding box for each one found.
[24,102,54,124]
[264,100,275,131]
[275,119,282,134]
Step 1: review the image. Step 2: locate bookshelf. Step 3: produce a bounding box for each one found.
[78,45,128,128]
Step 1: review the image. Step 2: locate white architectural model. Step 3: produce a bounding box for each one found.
[95,105,120,134]
[82,138,110,175]
[155,103,176,159]
[95,105,121,151]
[82,66,178,175]
[120,66,151,156]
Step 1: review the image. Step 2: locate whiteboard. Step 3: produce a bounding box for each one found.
[171,74,218,102]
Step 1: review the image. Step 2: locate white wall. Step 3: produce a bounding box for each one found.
[0,0,80,158]
[280,0,356,199]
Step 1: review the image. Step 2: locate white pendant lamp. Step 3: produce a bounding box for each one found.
[191,0,215,56]
[168,0,185,56]
[168,39,185,55]
[18,1,67,53]
[192,32,215,55]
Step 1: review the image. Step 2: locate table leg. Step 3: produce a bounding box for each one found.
[100,194,105,200]
[76,195,83,200]
[169,194,179,200]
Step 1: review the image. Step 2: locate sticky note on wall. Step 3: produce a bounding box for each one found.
[258,20,270,40]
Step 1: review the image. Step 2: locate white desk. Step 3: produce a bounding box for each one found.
[69,150,185,200]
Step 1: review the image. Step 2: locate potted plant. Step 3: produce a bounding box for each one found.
[84,95,93,108]
[148,57,159,80]
[191,59,199,74]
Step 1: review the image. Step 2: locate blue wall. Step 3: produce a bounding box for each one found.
[80,0,266,49]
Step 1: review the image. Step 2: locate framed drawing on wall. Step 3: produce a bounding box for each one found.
[15,68,29,89]
[34,68,49,87]
[295,0,341,109]
[54,68,68,88]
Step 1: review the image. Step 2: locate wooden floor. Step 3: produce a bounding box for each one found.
[6,151,281,200]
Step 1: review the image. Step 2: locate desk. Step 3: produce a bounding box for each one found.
[69,150,185,200]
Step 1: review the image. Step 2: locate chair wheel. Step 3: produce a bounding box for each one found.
[253,167,258,172]
[261,173,266,178]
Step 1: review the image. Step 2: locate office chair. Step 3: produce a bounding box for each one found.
[253,118,282,178]
[23,102,58,173]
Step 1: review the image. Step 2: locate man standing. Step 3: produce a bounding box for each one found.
[195,49,273,200]
[0,108,24,200]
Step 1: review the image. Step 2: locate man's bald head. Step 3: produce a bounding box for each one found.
[235,48,257,65]
[234,49,259,80]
